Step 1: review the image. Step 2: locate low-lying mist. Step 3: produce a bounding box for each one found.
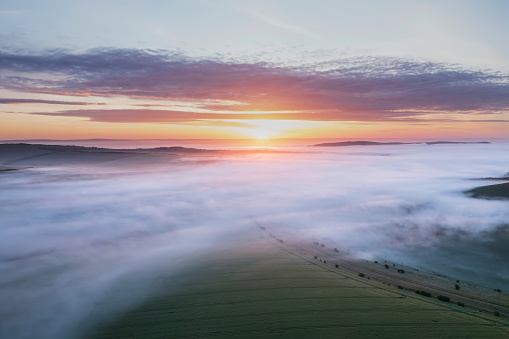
[1,143,508,338]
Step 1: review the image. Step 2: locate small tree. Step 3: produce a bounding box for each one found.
[416,291,432,297]
[438,295,450,302]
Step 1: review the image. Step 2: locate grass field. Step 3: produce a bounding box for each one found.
[467,181,509,199]
[88,231,509,338]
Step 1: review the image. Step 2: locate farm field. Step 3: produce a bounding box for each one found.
[90,231,509,338]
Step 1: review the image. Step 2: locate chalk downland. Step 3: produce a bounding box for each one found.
[90,232,509,338]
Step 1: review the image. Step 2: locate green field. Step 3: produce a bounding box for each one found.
[467,181,509,199]
[89,233,509,338]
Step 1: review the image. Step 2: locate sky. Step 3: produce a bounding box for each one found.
[1,0,509,141]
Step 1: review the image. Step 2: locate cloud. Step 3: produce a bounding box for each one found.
[0,98,105,105]
[0,10,22,15]
[30,108,509,124]
[1,48,508,122]
[35,108,413,123]
[241,7,319,39]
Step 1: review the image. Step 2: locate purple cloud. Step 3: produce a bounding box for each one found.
[1,48,508,122]
[0,98,105,105]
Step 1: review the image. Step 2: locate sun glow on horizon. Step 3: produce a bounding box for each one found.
[247,128,277,140]
[234,119,283,140]
[237,119,326,140]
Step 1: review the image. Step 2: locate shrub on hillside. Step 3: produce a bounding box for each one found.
[438,295,450,302]
[416,290,432,298]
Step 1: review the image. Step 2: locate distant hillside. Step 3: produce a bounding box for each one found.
[1,143,210,154]
[0,143,215,167]
[148,146,210,153]
[466,182,509,200]
[312,140,491,147]
[425,141,490,145]
[0,143,289,168]
[33,144,210,154]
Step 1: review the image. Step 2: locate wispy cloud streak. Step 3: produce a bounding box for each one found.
[37,109,509,124]
[0,10,22,15]
[0,98,105,105]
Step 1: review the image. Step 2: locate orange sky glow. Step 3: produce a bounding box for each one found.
[1,47,509,142]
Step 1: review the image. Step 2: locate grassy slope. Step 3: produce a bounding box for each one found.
[89,233,508,338]
[467,182,509,199]
[295,238,509,318]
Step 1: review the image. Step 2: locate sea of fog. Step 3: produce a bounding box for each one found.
[1,143,509,338]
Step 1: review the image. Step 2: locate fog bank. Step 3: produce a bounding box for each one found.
[1,143,508,338]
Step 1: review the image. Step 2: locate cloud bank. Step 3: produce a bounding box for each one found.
[1,143,509,338]
[1,48,508,123]
[0,98,105,105]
